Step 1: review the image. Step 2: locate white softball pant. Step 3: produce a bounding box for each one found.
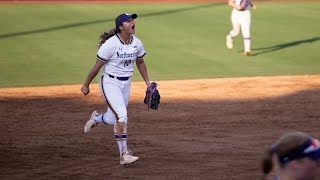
[230,9,251,38]
[98,73,131,125]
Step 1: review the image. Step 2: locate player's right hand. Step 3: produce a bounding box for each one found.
[81,85,90,95]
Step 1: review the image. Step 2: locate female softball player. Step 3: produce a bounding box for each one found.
[81,13,151,165]
[226,0,256,56]
[261,131,320,180]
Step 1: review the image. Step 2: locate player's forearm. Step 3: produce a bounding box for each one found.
[83,69,99,86]
[229,1,242,10]
[83,60,103,86]
[228,1,235,8]
[136,59,150,86]
[228,0,237,9]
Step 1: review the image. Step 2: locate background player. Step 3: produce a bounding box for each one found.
[226,0,256,56]
[261,131,320,180]
[81,13,151,165]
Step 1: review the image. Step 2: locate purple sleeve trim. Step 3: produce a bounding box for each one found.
[97,55,108,62]
[137,52,146,59]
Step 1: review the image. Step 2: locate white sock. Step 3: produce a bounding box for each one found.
[115,134,127,158]
[114,122,128,158]
[244,38,251,52]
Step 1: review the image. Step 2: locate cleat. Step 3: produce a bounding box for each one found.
[226,35,233,49]
[126,148,133,156]
[120,151,139,165]
[84,110,98,133]
[244,51,251,56]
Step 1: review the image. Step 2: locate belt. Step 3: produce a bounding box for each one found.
[108,74,130,81]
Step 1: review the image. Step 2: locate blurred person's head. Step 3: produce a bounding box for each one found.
[261,131,320,180]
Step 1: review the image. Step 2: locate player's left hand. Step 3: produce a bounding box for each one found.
[146,81,151,88]
[144,82,160,110]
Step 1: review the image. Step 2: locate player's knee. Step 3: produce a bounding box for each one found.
[242,31,250,38]
[103,115,116,125]
[117,117,127,123]
[117,112,128,123]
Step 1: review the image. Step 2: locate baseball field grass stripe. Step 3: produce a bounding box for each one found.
[0,2,319,88]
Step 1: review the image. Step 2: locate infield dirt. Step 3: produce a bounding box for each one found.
[1,75,320,179]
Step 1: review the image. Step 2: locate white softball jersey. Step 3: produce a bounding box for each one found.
[94,33,146,124]
[97,34,146,77]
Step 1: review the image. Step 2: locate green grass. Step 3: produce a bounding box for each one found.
[0,2,319,88]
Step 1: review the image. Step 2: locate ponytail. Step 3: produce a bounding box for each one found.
[97,28,119,48]
[261,148,275,180]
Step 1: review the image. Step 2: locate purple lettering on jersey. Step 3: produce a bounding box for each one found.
[117,52,137,59]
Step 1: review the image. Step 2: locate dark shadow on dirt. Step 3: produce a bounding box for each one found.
[0,89,319,179]
[0,3,223,39]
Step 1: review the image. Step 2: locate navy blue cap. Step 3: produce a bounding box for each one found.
[278,138,320,164]
[115,13,138,30]
[308,150,320,159]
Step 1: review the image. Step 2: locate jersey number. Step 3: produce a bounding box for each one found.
[124,60,132,67]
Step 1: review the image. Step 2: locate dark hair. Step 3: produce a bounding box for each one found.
[261,131,311,180]
[97,28,119,48]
